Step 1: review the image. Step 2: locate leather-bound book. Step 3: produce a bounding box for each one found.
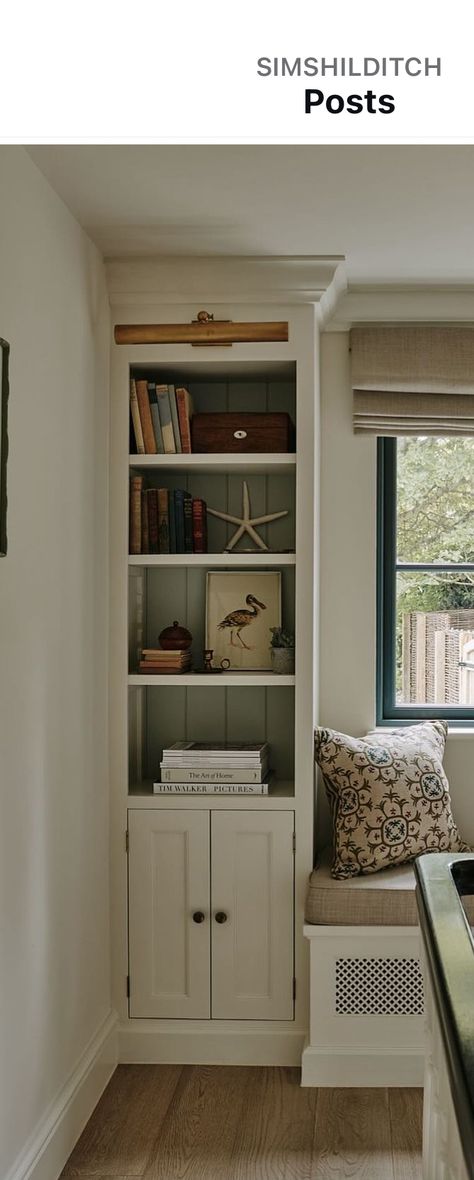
[175,387,194,453]
[156,386,176,454]
[192,498,207,553]
[130,379,145,454]
[135,379,157,454]
[146,488,159,553]
[183,492,193,553]
[141,489,149,554]
[147,384,164,454]
[174,489,185,553]
[168,385,182,453]
[129,475,143,554]
[157,488,170,553]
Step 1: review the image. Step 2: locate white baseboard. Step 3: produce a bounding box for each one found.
[301,1043,424,1087]
[5,1010,118,1180]
[118,1024,305,1066]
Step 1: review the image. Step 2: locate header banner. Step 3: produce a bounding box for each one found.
[0,0,473,142]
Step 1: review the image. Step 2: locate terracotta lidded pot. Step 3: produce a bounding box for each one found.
[158,620,193,651]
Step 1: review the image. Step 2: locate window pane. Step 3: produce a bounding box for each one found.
[397,437,474,564]
[397,572,474,705]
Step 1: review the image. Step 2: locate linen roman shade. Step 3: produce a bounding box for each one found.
[351,326,474,435]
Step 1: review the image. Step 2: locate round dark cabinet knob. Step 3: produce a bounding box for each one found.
[192,911,205,924]
[215,911,228,924]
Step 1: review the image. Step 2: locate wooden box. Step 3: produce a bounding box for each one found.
[191,412,294,453]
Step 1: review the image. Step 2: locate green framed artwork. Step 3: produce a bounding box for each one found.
[0,338,10,556]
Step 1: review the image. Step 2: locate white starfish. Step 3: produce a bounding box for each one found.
[207,480,288,552]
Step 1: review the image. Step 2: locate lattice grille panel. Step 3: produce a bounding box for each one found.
[335,957,424,1015]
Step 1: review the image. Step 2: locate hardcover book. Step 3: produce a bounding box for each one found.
[169,490,177,553]
[192,498,207,553]
[135,379,157,454]
[147,383,164,454]
[163,741,269,754]
[156,385,176,454]
[174,489,185,553]
[142,648,188,658]
[183,492,193,553]
[175,387,193,453]
[141,489,149,553]
[160,765,269,783]
[129,475,143,554]
[153,778,271,795]
[129,379,145,454]
[146,488,158,553]
[139,660,191,672]
[157,488,170,553]
[161,741,269,764]
[168,385,182,453]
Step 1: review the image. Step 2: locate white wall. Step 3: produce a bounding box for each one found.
[0,148,111,1179]
[318,331,474,846]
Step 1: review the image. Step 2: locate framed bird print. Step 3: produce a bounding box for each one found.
[206,571,282,671]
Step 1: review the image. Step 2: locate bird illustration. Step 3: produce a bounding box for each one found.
[218,595,267,649]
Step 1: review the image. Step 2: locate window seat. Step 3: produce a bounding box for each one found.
[306,850,420,926]
[302,850,473,1088]
[306,849,474,926]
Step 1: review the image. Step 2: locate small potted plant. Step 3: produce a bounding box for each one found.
[269,626,295,675]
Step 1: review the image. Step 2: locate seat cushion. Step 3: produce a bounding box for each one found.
[305,849,419,925]
[314,719,469,879]
[305,848,474,926]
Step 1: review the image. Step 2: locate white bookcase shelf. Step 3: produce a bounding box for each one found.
[128,672,296,687]
[128,552,296,567]
[129,452,296,475]
[128,780,296,807]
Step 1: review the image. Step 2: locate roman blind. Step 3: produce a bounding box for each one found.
[351,326,474,435]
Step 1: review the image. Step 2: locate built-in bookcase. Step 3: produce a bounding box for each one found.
[126,362,298,799]
[109,290,319,1060]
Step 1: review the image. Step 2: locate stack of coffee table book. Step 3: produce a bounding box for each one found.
[138,648,192,674]
[154,741,272,794]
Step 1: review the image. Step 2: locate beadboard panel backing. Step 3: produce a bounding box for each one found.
[128,563,295,672]
[128,471,296,554]
[129,373,296,419]
[128,684,295,789]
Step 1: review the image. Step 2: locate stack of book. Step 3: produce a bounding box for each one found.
[139,649,192,675]
[154,741,272,794]
[129,478,207,555]
[130,379,193,454]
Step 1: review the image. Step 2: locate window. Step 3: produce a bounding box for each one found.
[377,437,474,723]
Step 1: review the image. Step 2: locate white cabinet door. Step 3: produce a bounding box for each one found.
[128,810,210,1018]
[211,811,294,1020]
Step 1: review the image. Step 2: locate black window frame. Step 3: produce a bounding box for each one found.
[377,437,474,726]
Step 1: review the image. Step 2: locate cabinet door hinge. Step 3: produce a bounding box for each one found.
[292,832,296,853]
[126,975,130,998]
[125,830,129,853]
[293,977,297,1000]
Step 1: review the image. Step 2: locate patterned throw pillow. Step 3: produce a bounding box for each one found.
[315,720,469,879]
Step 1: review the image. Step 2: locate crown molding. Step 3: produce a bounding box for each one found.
[324,285,474,330]
[105,254,346,307]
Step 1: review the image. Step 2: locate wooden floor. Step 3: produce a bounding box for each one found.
[61,1065,423,1180]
